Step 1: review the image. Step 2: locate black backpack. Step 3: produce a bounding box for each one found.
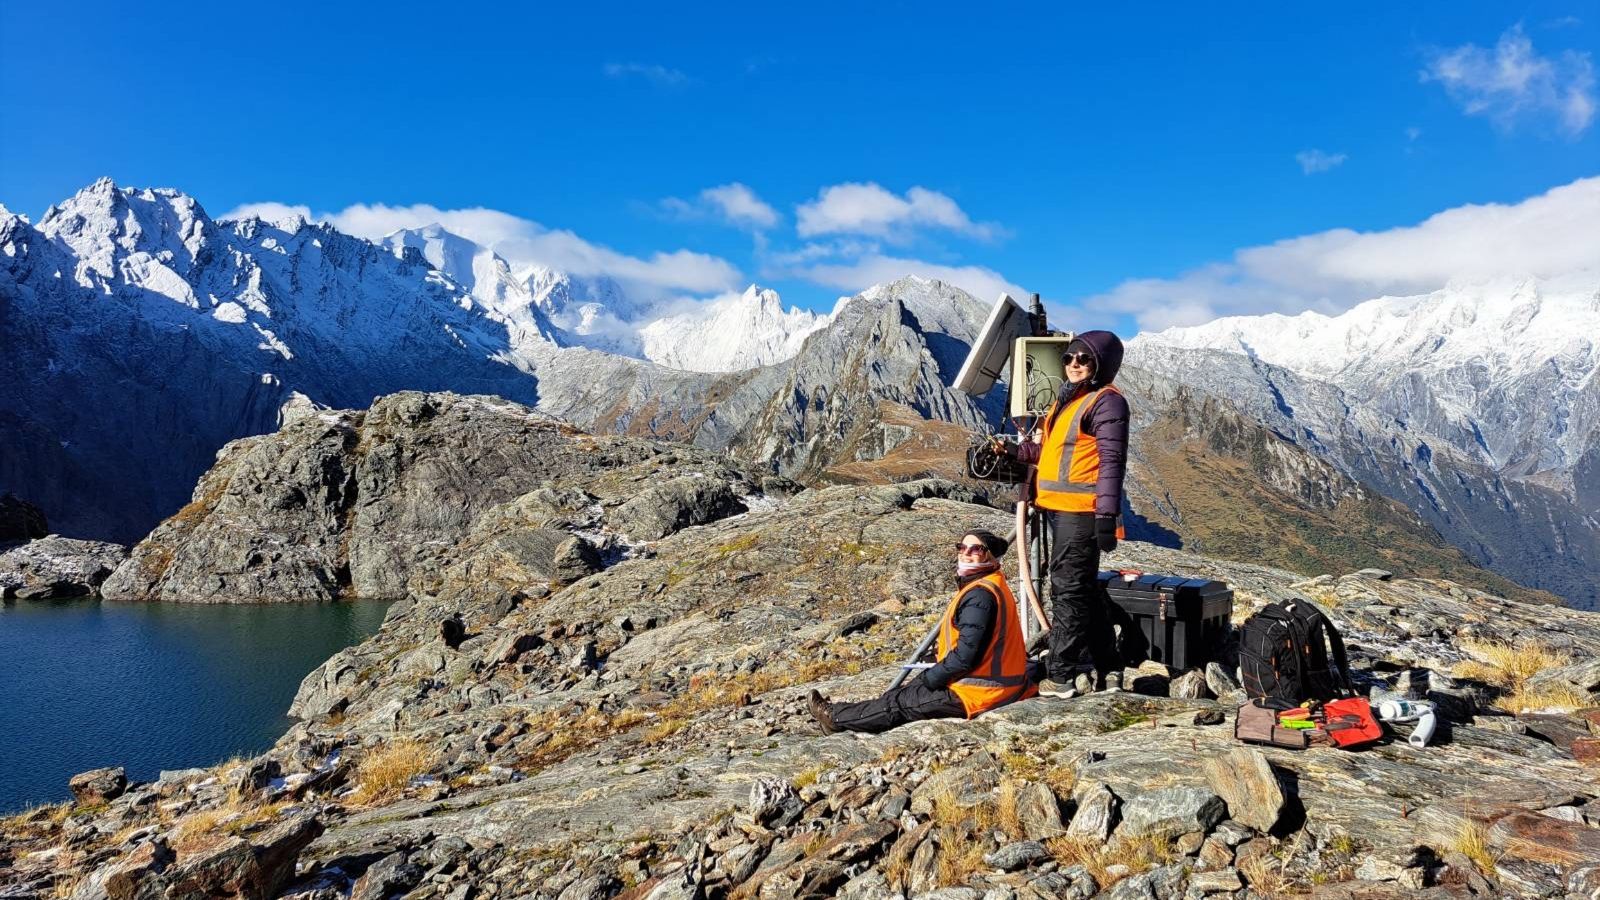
[1238,599,1355,703]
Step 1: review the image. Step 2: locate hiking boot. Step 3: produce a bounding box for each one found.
[1101,670,1124,693]
[808,690,838,735]
[1036,678,1077,699]
[1073,672,1095,694]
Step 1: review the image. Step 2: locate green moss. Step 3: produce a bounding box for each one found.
[1097,701,1153,733]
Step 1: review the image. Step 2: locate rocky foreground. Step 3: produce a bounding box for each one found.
[5,393,1600,899]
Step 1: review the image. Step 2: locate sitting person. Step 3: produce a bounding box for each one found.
[809,529,1038,734]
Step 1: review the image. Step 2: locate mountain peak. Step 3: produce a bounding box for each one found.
[35,180,217,288]
[738,284,782,310]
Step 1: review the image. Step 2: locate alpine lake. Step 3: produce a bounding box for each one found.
[0,598,390,813]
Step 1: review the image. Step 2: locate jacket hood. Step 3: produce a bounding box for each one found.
[1076,330,1124,387]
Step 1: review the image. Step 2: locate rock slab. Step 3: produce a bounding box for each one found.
[69,766,127,805]
[1117,786,1226,838]
[1202,747,1286,833]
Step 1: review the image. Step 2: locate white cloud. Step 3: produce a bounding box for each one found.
[1082,175,1600,332]
[604,62,691,86]
[1295,149,1348,174]
[1405,126,1423,141]
[778,252,1025,305]
[218,200,742,295]
[320,203,535,248]
[221,201,312,224]
[1422,25,1596,135]
[661,183,779,230]
[506,230,739,294]
[795,182,1002,241]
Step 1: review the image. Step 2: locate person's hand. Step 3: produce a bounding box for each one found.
[988,436,1012,457]
[1095,516,1118,553]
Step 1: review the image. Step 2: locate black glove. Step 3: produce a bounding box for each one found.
[1095,516,1118,553]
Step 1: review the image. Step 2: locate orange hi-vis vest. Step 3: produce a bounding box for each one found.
[937,571,1038,717]
[1035,385,1125,536]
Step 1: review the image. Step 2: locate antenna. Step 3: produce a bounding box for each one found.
[1029,292,1047,336]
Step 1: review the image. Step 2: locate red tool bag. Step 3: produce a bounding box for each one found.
[1321,697,1383,749]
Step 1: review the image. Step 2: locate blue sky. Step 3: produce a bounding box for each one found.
[3,2,1597,335]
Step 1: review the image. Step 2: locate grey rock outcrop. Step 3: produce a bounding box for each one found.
[0,535,127,599]
[103,392,767,603]
[67,766,126,805]
[611,476,747,542]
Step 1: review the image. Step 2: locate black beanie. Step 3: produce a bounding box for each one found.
[964,529,1009,558]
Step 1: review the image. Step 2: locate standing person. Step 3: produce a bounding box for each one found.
[1017,331,1130,696]
[809,529,1037,734]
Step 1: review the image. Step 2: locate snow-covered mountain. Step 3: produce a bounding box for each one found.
[1,179,543,542]
[1134,275,1600,481]
[639,285,829,372]
[382,225,828,373]
[1129,274,1600,609]
[379,225,558,349]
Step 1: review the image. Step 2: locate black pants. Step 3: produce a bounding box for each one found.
[829,679,967,734]
[1047,511,1121,679]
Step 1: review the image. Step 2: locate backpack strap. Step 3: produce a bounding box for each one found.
[1318,608,1356,697]
[1287,600,1355,700]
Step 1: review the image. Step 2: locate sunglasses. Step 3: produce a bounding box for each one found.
[955,542,990,553]
[1063,351,1095,367]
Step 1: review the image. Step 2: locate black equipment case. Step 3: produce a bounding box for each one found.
[1097,571,1233,671]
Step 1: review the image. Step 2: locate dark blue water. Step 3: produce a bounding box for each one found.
[0,600,388,813]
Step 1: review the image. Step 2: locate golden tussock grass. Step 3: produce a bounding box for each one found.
[1045,832,1173,888]
[996,778,1023,841]
[171,796,285,853]
[925,782,1003,887]
[516,637,897,772]
[881,846,912,890]
[928,782,995,833]
[50,872,83,900]
[1,801,72,838]
[517,706,651,768]
[1453,638,1586,713]
[1499,682,1594,715]
[1454,820,1498,875]
[1237,850,1291,894]
[349,739,438,806]
[1454,639,1569,686]
[998,749,1076,799]
[173,807,228,852]
[936,830,990,887]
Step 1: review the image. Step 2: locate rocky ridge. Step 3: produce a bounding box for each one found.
[8,401,1600,898]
